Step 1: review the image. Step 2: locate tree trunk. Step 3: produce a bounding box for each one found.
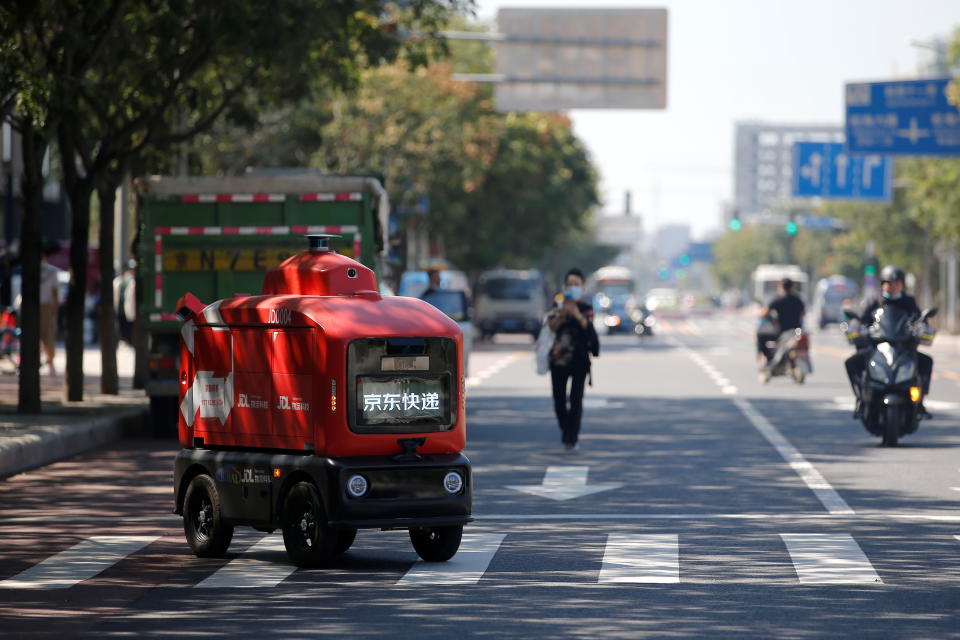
[97,179,119,394]
[58,126,91,403]
[17,124,44,413]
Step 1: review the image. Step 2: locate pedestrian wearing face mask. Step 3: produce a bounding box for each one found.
[845,265,933,417]
[546,268,600,451]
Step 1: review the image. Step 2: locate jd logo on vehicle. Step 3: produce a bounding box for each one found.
[277,395,310,411]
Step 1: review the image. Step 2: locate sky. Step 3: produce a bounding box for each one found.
[470,0,960,240]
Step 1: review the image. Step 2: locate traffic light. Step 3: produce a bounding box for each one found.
[728,218,742,232]
[678,253,691,267]
[785,220,799,235]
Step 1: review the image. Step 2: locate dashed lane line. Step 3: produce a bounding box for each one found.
[466,352,527,388]
[733,397,855,516]
[668,336,854,516]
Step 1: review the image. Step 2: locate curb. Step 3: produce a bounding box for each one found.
[0,407,148,479]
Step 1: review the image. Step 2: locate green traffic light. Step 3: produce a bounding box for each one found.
[865,265,877,276]
[728,218,742,232]
[678,253,691,266]
[785,221,798,235]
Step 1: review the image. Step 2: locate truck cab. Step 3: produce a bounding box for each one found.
[173,236,471,567]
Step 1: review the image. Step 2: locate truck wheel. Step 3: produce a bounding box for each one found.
[183,475,233,557]
[335,529,357,555]
[281,482,338,567]
[409,525,462,562]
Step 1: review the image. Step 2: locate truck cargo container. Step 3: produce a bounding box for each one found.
[136,175,388,432]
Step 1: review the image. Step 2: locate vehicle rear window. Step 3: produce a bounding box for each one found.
[481,278,537,300]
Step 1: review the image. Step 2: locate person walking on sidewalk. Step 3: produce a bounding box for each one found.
[40,243,63,377]
[546,268,599,451]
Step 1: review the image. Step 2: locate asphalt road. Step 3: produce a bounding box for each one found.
[2,310,959,639]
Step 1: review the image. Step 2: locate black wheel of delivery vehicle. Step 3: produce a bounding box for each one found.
[281,481,338,567]
[183,475,234,557]
[409,525,462,562]
[334,528,357,555]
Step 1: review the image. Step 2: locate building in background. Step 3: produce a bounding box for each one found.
[732,121,843,224]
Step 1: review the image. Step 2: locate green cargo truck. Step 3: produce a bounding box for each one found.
[135,174,390,430]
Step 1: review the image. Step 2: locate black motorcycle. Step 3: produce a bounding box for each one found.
[760,327,811,384]
[844,306,937,446]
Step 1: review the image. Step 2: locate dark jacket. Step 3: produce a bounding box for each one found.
[547,300,599,370]
[859,294,921,325]
[768,293,805,332]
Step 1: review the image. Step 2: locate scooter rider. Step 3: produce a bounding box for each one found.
[844,265,933,418]
[758,278,805,367]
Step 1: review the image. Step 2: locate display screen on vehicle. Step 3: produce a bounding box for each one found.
[356,375,449,426]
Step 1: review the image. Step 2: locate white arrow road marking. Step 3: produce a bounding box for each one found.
[397,533,505,585]
[195,535,297,588]
[599,534,679,584]
[0,536,159,589]
[780,534,882,584]
[507,466,624,501]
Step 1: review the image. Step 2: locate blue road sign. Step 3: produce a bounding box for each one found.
[796,215,846,231]
[686,242,713,263]
[792,142,892,201]
[845,78,960,156]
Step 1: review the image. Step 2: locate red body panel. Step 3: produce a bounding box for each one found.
[178,250,465,458]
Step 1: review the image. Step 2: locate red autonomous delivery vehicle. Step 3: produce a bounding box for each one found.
[172,235,471,566]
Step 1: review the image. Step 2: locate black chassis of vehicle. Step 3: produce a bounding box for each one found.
[860,378,920,438]
[173,448,472,532]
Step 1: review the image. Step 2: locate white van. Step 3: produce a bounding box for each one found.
[752,264,808,304]
[474,269,547,340]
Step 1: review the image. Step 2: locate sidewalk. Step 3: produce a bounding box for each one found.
[0,342,150,479]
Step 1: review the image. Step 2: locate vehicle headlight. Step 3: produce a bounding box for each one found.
[894,360,916,384]
[443,471,464,495]
[346,474,369,498]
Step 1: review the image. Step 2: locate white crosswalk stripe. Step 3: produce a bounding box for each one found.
[780,533,882,584]
[397,533,505,585]
[195,534,297,588]
[0,535,159,590]
[0,532,904,588]
[599,534,679,583]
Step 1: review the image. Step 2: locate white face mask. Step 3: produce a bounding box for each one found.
[564,285,583,300]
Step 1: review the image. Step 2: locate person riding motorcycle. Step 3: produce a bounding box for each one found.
[758,278,805,368]
[844,265,933,418]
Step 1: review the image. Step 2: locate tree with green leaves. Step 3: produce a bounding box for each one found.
[311,61,599,276]
[2,0,473,408]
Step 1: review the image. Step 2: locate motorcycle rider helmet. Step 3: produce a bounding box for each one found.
[879,265,905,284]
